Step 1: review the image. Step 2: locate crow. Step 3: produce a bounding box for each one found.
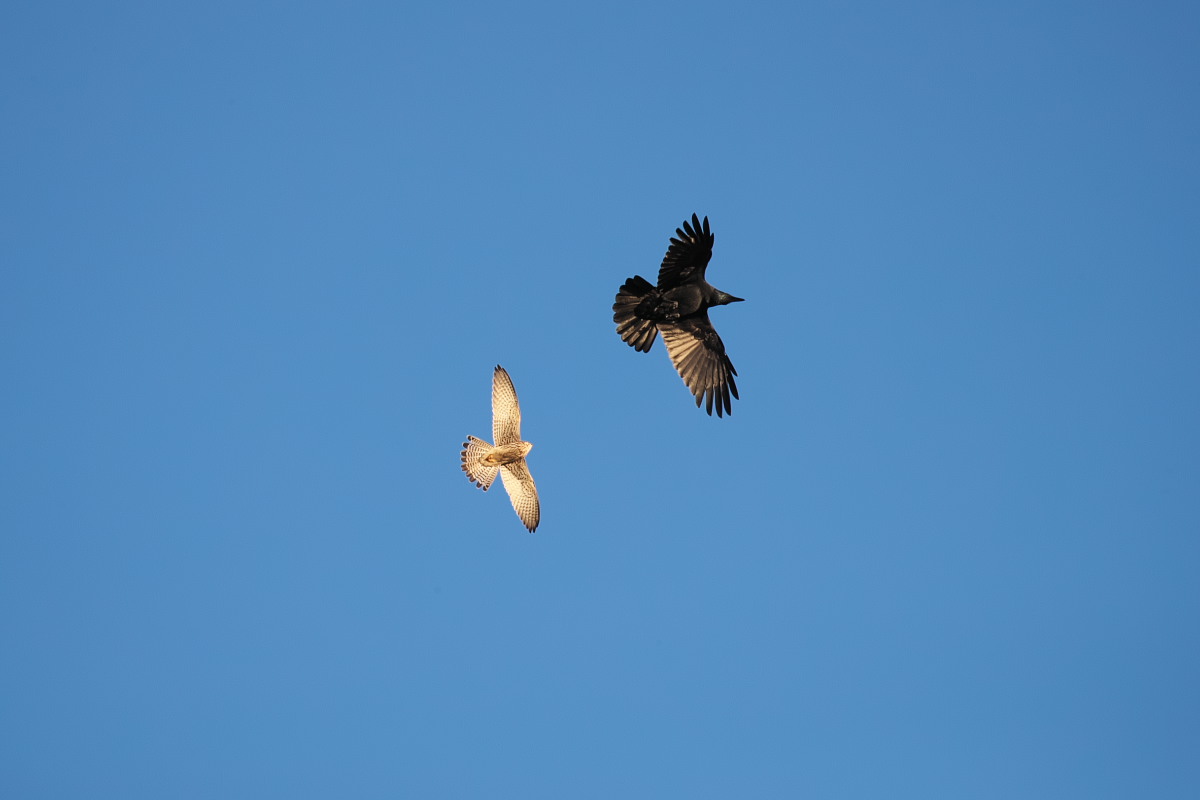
[613,214,744,417]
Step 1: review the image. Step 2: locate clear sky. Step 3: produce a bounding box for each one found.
[3,1,1198,797]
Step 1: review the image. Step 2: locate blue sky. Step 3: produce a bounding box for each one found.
[2,1,1198,797]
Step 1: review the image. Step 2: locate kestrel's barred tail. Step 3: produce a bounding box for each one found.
[613,275,659,352]
[461,435,499,490]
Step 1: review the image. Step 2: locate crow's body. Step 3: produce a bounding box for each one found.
[613,214,744,417]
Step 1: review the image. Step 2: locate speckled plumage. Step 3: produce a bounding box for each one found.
[460,365,540,532]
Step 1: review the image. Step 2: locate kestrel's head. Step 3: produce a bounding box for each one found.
[520,441,534,457]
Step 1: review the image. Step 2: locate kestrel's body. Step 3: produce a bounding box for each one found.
[460,365,540,532]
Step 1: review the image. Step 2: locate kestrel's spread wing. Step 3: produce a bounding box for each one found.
[656,213,714,290]
[659,315,739,417]
[492,365,522,446]
[499,459,540,533]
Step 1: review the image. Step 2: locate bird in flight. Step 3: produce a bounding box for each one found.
[460,365,540,532]
[613,214,744,417]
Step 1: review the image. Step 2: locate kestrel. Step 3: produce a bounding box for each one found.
[613,214,744,417]
[460,365,540,532]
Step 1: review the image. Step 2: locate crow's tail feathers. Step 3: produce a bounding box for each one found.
[613,275,659,352]
[461,435,499,491]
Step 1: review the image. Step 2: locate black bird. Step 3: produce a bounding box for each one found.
[613,214,744,417]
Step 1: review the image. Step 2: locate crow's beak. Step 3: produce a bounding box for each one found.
[727,295,745,303]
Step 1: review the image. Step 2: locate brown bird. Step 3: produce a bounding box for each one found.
[460,365,540,532]
[613,214,744,416]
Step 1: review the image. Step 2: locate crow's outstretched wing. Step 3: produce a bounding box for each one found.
[659,315,739,417]
[656,214,714,290]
